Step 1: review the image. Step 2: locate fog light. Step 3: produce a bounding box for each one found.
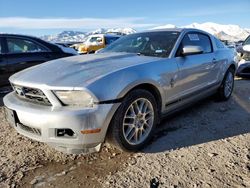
[56,129,76,137]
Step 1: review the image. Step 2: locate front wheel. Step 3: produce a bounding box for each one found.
[108,89,158,151]
[217,68,235,101]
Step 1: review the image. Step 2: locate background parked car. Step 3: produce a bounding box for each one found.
[55,41,82,49]
[0,34,78,87]
[236,35,250,77]
[78,34,120,54]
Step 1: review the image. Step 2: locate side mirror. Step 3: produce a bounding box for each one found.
[181,45,203,56]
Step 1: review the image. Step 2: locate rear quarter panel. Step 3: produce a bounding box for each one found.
[211,36,237,82]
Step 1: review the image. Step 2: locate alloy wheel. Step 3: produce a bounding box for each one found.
[122,98,154,145]
[224,71,234,98]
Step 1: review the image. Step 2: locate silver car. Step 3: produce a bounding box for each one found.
[236,35,250,77]
[4,29,236,154]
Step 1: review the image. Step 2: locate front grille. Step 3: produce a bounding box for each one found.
[12,85,51,106]
[18,123,41,136]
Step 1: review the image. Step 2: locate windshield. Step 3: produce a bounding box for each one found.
[88,36,102,43]
[101,31,180,57]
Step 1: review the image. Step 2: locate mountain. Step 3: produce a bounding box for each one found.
[41,28,136,43]
[151,24,177,30]
[41,31,86,43]
[153,22,250,42]
[86,27,136,36]
[106,28,136,35]
[183,22,249,41]
[41,23,249,43]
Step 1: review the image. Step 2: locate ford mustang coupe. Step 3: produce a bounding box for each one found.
[4,29,236,154]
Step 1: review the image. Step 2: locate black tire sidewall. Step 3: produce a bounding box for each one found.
[111,89,158,151]
[219,68,235,100]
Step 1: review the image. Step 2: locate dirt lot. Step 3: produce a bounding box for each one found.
[0,79,249,188]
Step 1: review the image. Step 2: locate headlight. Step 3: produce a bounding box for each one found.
[54,90,94,107]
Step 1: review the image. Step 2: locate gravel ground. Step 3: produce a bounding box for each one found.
[101,79,250,188]
[0,79,249,188]
[0,106,78,188]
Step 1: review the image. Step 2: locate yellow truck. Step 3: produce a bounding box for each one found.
[78,34,121,54]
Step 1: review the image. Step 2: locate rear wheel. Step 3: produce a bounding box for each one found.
[217,68,235,101]
[108,89,158,151]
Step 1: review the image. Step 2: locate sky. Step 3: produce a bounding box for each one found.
[0,0,249,36]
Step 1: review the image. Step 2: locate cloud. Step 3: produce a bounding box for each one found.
[0,17,156,29]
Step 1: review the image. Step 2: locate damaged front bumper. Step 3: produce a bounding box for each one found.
[3,92,120,154]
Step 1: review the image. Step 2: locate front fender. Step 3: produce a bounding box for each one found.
[86,63,166,104]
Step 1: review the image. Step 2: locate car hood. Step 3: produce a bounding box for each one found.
[10,52,161,89]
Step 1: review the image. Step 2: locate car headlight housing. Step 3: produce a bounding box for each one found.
[54,90,94,107]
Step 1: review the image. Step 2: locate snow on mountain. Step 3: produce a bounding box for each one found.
[106,28,136,35]
[41,23,249,43]
[152,22,250,42]
[87,28,107,35]
[151,24,177,30]
[86,28,136,35]
[183,22,250,41]
[41,28,136,42]
[245,28,250,34]
[41,31,86,42]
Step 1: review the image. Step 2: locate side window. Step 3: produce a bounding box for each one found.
[7,38,47,54]
[214,37,225,49]
[178,33,212,55]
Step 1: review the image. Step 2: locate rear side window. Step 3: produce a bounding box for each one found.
[7,38,48,54]
[214,37,225,49]
[180,33,212,54]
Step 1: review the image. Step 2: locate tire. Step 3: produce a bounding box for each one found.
[217,68,235,101]
[108,89,158,151]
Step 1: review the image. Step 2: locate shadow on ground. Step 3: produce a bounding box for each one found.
[144,79,250,153]
[0,94,5,107]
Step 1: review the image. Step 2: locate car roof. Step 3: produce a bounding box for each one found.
[0,33,42,40]
[0,33,63,52]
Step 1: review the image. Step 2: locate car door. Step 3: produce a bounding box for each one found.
[172,32,216,101]
[5,37,53,76]
[0,37,10,86]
